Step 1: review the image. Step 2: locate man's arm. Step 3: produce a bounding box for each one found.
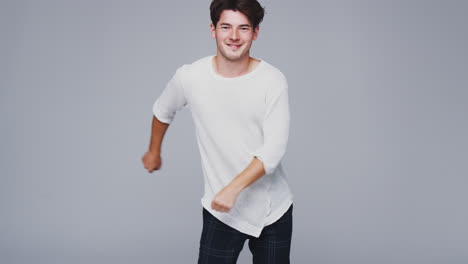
[228,157,266,193]
[211,157,266,212]
[143,65,187,172]
[148,115,170,154]
[142,116,170,173]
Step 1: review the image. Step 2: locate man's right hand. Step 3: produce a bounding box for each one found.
[142,151,162,173]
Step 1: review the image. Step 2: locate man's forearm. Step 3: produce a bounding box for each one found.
[148,115,170,154]
[227,157,266,193]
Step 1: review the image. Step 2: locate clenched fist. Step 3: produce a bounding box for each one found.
[142,151,162,173]
[211,185,241,213]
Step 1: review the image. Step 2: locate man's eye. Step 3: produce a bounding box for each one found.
[222,27,229,29]
[241,28,249,31]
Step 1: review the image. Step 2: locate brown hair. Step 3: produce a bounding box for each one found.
[210,0,265,29]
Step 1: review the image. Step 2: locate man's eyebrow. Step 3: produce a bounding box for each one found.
[219,23,251,27]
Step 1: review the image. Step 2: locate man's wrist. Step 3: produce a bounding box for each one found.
[148,148,161,155]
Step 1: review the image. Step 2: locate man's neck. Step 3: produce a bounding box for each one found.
[213,54,259,78]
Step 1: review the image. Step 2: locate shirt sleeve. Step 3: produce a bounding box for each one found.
[253,75,290,175]
[152,65,188,124]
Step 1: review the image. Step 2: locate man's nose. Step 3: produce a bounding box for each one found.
[230,29,239,40]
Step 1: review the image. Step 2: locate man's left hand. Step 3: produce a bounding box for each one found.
[211,185,240,213]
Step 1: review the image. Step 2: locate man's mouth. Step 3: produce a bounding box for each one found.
[227,43,242,50]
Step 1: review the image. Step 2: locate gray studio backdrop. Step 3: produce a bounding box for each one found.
[1,0,467,263]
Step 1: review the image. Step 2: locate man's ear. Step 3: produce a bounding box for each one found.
[210,23,216,39]
[253,26,260,40]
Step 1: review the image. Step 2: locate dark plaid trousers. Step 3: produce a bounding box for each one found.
[197,204,293,264]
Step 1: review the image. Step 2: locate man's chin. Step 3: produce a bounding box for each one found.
[221,50,247,61]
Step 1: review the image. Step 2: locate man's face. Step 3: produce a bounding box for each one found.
[210,10,259,62]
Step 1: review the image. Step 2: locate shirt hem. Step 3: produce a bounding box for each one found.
[153,110,172,124]
[201,197,263,238]
[264,196,294,226]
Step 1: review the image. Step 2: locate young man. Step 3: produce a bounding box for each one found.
[142,0,293,263]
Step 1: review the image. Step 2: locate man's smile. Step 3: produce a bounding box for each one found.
[227,43,242,50]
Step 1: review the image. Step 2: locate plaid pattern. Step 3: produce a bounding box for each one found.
[197,204,293,264]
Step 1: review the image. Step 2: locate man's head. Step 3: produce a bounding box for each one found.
[209,0,265,61]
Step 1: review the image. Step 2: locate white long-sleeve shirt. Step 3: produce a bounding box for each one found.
[152,55,293,238]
